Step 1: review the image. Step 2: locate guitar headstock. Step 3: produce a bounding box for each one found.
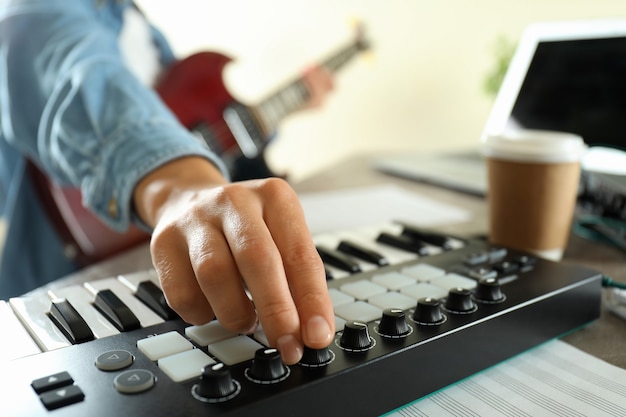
[352,20,372,52]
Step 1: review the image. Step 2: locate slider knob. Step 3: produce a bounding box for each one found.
[339,321,374,351]
[473,277,505,303]
[194,363,239,402]
[248,348,289,382]
[378,308,411,338]
[444,287,477,313]
[299,346,334,367]
[412,297,445,325]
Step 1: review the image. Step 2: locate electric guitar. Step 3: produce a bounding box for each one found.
[156,25,369,179]
[32,25,370,266]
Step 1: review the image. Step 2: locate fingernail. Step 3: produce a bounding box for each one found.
[242,314,259,335]
[276,334,303,365]
[304,315,333,346]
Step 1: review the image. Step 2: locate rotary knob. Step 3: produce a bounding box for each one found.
[339,321,374,351]
[299,346,334,367]
[377,308,411,338]
[444,287,477,313]
[247,348,289,382]
[473,277,505,303]
[193,363,239,402]
[412,297,445,325]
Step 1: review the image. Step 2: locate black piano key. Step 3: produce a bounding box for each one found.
[93,289,141,332]
[337,240,389,266]
[316,245,362,273]
[48,299,94,344]
[135,281,179,321]
[324,268,334,281]
[399,224,460,250]
[376,232,430,256]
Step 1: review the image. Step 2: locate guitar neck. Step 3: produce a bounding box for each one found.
[254,38,366,135]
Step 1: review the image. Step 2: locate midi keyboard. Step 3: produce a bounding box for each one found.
[0,222,603,417]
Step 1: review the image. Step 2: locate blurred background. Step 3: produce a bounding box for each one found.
[137,0,626,182]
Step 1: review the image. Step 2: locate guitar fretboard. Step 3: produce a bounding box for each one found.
[256,37,368,134]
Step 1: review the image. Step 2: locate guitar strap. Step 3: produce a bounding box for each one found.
[26,160,150,267]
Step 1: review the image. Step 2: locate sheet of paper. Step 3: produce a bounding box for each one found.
[384,339,626,417]
[298,184,472,235]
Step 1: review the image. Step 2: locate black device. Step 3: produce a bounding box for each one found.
[0,226,602,417]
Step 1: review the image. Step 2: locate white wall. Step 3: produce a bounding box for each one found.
[137,0,626,181]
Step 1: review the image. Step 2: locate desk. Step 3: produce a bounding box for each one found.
[293,153,626,369]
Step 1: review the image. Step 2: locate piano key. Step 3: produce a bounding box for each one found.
[9,294,71,352]
[316,245,362,273]
[92,289,141,332]
[376,232,430,256]
[399,223,461,250]
[48,298,94,344]
[85,278,164,328]
[48,286,119,339]
[337,240,389,266]
[336,229,417,264]
[118,274,178,321]
[0,300,41,361]
[324,264,350,280]
[117,269,160,288]
[314,235,377,272]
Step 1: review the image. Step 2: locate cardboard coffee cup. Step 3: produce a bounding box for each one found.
[483,130,586,261]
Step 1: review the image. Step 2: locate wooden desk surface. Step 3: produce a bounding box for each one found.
[293,153,626,369]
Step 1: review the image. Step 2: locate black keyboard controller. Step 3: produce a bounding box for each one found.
[0,239,602,417]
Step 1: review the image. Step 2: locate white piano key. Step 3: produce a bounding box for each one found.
[324,264,350,280]
[84,278,163,328]
[9,294,70,352]
[48,286,119,339]
[117,269,160,292]
[0,300,41,361]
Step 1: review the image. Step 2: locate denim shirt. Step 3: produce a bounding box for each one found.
[0,0,228,297]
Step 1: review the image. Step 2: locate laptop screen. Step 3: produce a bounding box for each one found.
[483,19,626,152]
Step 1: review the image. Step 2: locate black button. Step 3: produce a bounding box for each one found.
[31,371,74,394]
[39,385,85,410]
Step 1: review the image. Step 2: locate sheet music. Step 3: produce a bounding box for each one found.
[298,184,472,235]
[384,339,626,417]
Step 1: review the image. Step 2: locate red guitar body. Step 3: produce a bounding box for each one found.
[156,52,243,157]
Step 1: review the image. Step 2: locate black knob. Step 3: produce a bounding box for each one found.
[196,363,237,400]
[474,277,505,303]
[378,308,411,337]
[444,287,476,313]
[248,348,288,381]
[412,297,445,324]
[339,321,373,350]
[300,346,333,367]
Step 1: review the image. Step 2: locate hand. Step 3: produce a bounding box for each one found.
[301,65,334,109]
[133,157,335,364]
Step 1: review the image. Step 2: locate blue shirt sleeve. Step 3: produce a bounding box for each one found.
[0,0,229,232]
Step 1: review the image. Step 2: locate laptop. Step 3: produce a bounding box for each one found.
[374,18,626,196]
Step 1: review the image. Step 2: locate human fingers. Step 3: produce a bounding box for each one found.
[302,65,334,108]
[187,224,258,333]
[258,179,335,349]
[150,223,217,325]
[212,180,306,364]
[150,194,258,333]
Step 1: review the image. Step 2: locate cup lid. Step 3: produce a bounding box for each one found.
[482,130,587,163]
